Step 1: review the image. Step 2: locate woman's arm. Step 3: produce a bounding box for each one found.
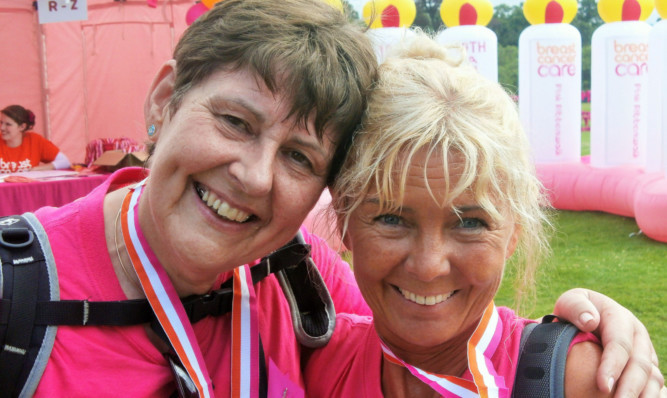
[554,288,664,397]
[32,152,71,171]
[565,341,613,398]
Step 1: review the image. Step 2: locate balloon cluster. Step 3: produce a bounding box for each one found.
[185,0,217,25]
[363,0,416,28]
[597,0,654,22]
[523,0,578,24]
[186,0,344,25]
[440,0,494,27]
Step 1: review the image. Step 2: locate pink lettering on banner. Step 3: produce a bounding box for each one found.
[462,41,487,54]
[554,84,563,155]
[535,41,576,78]
[613,39,649,77]
[632,83,642,157]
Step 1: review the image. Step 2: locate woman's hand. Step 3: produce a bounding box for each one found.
[553,288,664,397]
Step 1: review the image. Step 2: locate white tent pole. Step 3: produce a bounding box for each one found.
[38,21,51,141]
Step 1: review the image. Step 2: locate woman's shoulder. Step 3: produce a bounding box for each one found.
[22,131,47,142]
[304,313,380,397]
[308,313,374,363]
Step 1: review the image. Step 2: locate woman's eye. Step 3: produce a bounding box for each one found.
[288,150,313,169]
[458,218,486,229]
[221,115,248,131]
[375,214,402,226]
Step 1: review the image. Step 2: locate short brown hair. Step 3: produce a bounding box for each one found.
[171,0,378,184]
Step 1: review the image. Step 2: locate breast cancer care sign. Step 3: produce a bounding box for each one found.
[647,0,667,173]
[363,0,417,63]
[435,0,498,82]
[590,0,655,168]
[519,0,582,164]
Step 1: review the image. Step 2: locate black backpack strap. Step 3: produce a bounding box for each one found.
[276,231,335,348]
[512,315,579,398]
[0,215,325,397]
[0,237,313,328]
[0,213,59,398]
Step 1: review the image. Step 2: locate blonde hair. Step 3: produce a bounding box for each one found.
[332,32,551,309]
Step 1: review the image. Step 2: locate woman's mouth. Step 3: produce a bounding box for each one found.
[195,183,256,223]
[396,286,456,306]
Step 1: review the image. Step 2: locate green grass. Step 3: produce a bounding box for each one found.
[496,211,667,379]
[581,102,591,156]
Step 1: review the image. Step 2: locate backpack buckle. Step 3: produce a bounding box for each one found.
[0,228,34,249]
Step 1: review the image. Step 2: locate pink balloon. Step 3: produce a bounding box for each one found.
[186,3,209,25]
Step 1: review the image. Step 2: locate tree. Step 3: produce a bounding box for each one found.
[488,4,529,47]
[413,0,444,32]
[581,44,591,91]
[570,0,603,46]
[498,45,519,94]
[342,0,359,22]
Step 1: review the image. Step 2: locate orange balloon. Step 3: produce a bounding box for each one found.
[201,0,221,10]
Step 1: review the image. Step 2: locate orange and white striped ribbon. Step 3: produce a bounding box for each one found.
[380,301,508,398]
[230,264,260,398]
[120,181,214,397]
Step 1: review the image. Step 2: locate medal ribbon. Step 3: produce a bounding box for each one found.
[231,264,260,398]
[120,180,214,397]
[380,301,508,398]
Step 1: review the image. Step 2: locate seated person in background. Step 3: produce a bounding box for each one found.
[305,32,666,397]
[0,104,71,173]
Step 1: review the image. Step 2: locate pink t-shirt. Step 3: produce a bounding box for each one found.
[304,307,598,397]
[33,168,369,397]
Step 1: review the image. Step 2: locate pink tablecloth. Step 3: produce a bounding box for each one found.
[0,174,109,217]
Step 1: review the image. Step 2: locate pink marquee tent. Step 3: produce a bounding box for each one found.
[0,0,193,163]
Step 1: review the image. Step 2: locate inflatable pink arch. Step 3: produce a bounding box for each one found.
[537,159,667,243]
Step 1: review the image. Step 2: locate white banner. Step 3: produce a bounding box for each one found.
[590,22,651,168]
[435,25,498,82]
[519,24,582,164]
[38,0,87,24]
[647,20,667,173]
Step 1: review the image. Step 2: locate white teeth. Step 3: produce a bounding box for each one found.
[399,287,453,306]
[197,185,251,223]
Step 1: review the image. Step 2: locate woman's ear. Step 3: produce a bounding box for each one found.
[19,123,27,132]
[144,60,177,139]
[506,224,521,259]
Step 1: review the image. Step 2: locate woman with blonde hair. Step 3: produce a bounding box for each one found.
[305,32,666,397]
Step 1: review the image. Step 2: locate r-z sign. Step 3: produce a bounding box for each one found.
[38,0,88,24]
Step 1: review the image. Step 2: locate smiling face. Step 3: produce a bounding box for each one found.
[346,149,519,357]
[140,64,337,293]
[0,113,26,148]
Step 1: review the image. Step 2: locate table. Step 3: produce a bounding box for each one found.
[0,173,110,216]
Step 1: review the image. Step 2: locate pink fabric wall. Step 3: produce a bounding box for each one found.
[0,0,191,163]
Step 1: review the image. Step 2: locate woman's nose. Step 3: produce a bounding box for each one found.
[228,145,275,197]
[404,234,451,282]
